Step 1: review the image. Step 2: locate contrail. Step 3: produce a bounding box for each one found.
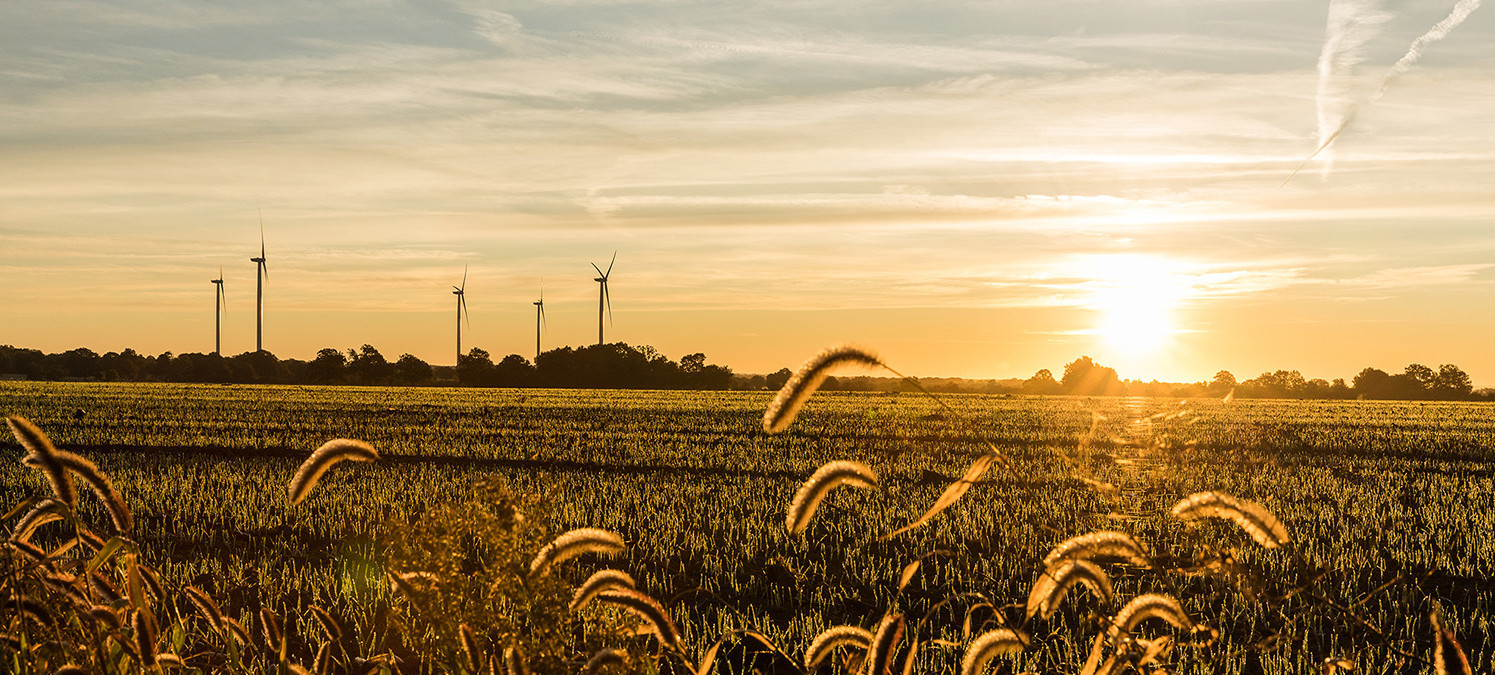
[1313,0,1388,178]
[1285,0,1484,186]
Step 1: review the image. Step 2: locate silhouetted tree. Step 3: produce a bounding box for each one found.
[765,368,793,391]
[1403,363,1436,389]
[1061,356,1120,396]
[394,353,432,385]
[458,347,495,386]
[1353,367,1392,398]
[60,348,100,379]
[307,348,347,384]
[1209,370,1237,396]
[494,354,536,387]
[1242,370,1307,398]
[348,344,391,385]
[1433,364,1473,398]
[1022,369,1061,395]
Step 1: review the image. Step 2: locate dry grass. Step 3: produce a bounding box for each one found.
[763,345,884,433]
[803,626,872,670]
[785,460,878,534]
[960,629,1027,675]
[286,438,379,505]
[1169,490,1291,548]
[1025,559,1113,620]
[527,527,627,581]
[1041,531,1152,568]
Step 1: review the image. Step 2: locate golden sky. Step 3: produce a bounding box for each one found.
[2,1,1493,384]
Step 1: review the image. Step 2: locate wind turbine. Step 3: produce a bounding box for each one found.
[533,281,546,363]
[249,212,268,352]
[591,252,615,345]
[210,267,225,355]
[453,266,470,366]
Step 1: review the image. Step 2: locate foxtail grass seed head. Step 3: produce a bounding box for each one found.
[310,605,343,642]
[460,623,485,673]
[866,614,905,675]
[226,617,251,648]
[1108,594,1193,640]
[1042,531,1151,568]
[1431,610,1473,675]
[504,645,530,675]
[89,573,123,604]
[960,629,1028,675]
[527,528,626,581]
[1169,491,1291,548]
[88,606,123,631]
[261,608,284,648]
[449,625,479,670]
[139,563,166,602]
[786,461,879,534]
[570,569,636,611]
[287,439,379,505]
[132,610,158,667]
[158,654,185,668]
[31,450,132,533]
[7,416,76,506]
[582,648,628,675]
[17,596,53,626]
[184,586,225,630]
[1026,559,1114,620]
[13,498,66,543]
[763,346,884,433]
[804,626,873,670]
[315,642,334,675]
[9,539,50,566]
[597,589,682,649]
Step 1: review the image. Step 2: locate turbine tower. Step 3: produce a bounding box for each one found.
[453,266,470,366]
[533,281,546,363]
[591,252,615,345]
[210,267,225,355]
[249,213,268,352]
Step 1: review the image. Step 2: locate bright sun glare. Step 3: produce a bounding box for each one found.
[1072,255,1192,375]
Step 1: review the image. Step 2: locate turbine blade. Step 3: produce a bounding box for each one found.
[540,304,546,329]
[461,264,468,291]
[591,262,605,277]
[461,295,470,326]
[258,209,266,258]
[606,250,616,276]
[604,282,613,326]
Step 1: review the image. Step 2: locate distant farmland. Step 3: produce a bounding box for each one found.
[3,382,1492,674]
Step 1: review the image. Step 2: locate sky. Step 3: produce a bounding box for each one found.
[2,0,1493,384]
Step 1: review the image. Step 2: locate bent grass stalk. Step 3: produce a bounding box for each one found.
[960,629,1027,675]
[595,589,683,650]
[1041,531,1151,569]
[286,439,379,505]
[1169,491,1291,548]
[527,528,626,581]
[571,569,637,611]
[785,460,878,534]
[1025,559,1113,620]
[6,415,76,506]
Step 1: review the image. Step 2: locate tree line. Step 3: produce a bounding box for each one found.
[1,344,1486,400]
[1000,356,1487,401]
[0,343,734,390]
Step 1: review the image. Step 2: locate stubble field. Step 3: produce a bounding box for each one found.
[3,381,1493,674]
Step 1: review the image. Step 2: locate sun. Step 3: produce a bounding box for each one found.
[1069,255,1191,374]
[1097,290,1173,355]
